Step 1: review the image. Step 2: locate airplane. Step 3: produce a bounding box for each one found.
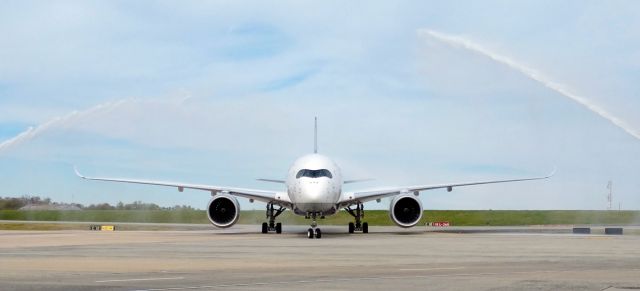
[75,117,554,239]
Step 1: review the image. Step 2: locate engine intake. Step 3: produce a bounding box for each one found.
[389,195,423,228]
[207,194,240,228]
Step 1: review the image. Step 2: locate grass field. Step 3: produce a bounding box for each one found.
[0,223,80,231]
[1,210,638,228]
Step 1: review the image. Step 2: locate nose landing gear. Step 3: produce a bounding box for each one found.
[261,203,284,234]
[306,212,323,239]
[345,203,368,234]
[307,227,321,239]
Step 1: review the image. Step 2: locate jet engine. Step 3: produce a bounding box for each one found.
[207,194,240,228]
[389,195,423,228]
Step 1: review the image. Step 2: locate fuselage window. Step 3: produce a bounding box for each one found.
[296,169,333,179]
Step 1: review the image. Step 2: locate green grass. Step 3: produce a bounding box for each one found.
[421,210,640,226]
[1,210,638,226]
[0,223,79,231]
[0,209,207,223]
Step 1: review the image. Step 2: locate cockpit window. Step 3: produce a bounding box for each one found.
[296,169,333,179]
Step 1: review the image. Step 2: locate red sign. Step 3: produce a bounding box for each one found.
[430,221,450,227]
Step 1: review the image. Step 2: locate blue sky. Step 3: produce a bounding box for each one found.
[1,1,639,210]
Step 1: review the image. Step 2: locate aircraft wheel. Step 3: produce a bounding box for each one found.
[362,222,369,234]
[315,228,322,239]
[275,222,282,234]
[307,228,314,239]
[348,222,355,234]
[261,222,268,234]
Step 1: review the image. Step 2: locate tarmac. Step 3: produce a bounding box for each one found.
[1,224,639,290]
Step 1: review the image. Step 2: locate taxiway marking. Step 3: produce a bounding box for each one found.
[96,277,184,283]
[398,267,464,271]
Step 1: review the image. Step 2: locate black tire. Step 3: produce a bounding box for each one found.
[348,222,355,234]
[307,228,314,239]
[275,222,282,234]
[315,228,322,239]
[363,222,369,233]
[261,222,268,234]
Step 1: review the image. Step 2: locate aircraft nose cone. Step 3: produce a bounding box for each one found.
[303,182,328,202]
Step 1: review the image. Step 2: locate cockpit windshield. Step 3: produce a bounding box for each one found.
[296,169,333,179]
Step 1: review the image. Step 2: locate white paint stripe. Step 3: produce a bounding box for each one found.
[96,277,184,283]
[131,268,640,291]
[130,270,563,291]
[399,267,465,271]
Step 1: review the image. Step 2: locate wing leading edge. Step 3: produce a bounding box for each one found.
[338,169,555,207]
[74,167,292,207]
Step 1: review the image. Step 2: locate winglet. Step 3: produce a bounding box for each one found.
[545,167,557,178]
[74,166,87,179]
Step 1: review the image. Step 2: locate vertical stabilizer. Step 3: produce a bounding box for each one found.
[314,117,318,154]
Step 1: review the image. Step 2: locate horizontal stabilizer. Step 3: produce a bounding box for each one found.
[344,178,375,184]
[257,178,286,184]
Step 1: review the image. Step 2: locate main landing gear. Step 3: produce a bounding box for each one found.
[345,203,368,234]
[261,203,285,234]
[306,212,323,239]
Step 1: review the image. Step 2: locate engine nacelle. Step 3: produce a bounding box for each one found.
[207,194,240,228]
[389,195,423,228]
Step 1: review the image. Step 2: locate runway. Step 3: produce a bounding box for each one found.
[1,225,639,290]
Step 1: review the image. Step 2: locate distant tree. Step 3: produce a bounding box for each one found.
[86,203,115,210]
[118,201,157,210]
[0,197,27,210]
[0,196,60,210]
[0,195,198,211]
[172,205,195,211]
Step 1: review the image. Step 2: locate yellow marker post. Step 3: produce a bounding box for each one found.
[100,225,115,231]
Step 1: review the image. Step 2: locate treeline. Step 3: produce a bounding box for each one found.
[0,196,197,211]
[0,196,67,210]
[87,201,197,211]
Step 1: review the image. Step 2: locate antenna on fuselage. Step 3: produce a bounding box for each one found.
[314,117,318,153]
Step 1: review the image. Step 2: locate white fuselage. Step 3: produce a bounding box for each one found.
[286,154,342,216]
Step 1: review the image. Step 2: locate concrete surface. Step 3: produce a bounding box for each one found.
[1,225,639,290]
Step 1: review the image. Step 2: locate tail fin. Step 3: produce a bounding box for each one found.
[314,117,318,154]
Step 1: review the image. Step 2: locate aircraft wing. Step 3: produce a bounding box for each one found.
[338,169,555,207]
[75,167,292,207]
